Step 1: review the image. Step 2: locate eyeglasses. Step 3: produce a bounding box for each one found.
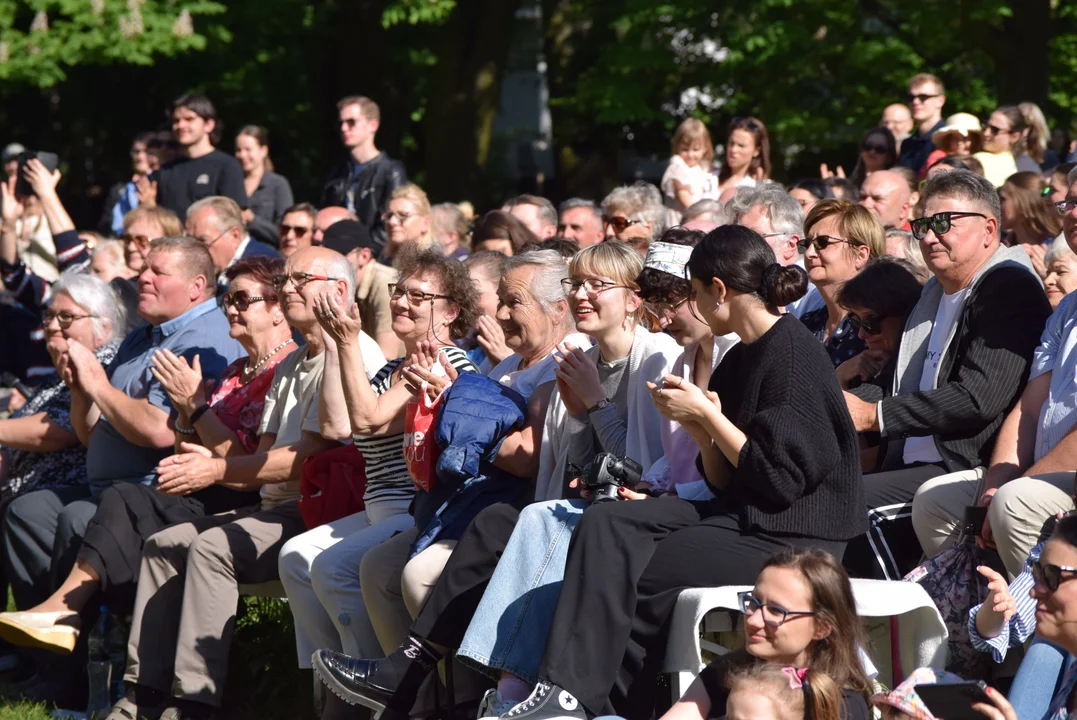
[279,224,311,238]
[1056,200,1077,216]
[847,311,885,336]
[908,93,940,104]
[388,283,455,305]
[602,216,642,234]
[862,143,888,154]
[271,272,341,291]
[797,235,853,254]
[42,309,94,328]
[910,211,987,240]
[382,211,416,224]
[644,294,693,320]
[1032,561,1077,592]
[983,123,1012,136]
[120,233,152,247]
[737,592,816,627]
[195,228,231,248]
[222,291,268,311]
[561,278,632,296]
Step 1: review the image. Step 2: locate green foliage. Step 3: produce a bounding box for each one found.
[383,0,457,28]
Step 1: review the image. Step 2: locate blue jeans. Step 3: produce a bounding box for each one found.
[1008,637,1070,720]
[457,498,586,684]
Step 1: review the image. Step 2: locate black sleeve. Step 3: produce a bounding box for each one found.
[216,155,249,209]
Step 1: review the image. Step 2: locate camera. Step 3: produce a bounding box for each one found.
[578,452,644,504]
[15,151,59,197]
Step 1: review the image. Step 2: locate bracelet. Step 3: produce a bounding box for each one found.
[174,422,196,436]
[586,398,611,414]
[190,403,212,425]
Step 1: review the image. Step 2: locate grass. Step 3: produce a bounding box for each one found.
[0,703,50,720]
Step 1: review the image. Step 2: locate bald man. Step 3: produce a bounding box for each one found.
[314,206,358,245]
[881,104,914,150]
[859,170,914,230]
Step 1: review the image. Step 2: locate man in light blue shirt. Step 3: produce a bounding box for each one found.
[3,236,242,607]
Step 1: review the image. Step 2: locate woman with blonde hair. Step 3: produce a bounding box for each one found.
[661,118,718,212]
[1017,101,1057,172]
[381,183,434,265]
[797,200,886,366]
[999,171,1062,277]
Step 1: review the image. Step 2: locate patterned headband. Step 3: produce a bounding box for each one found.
[643,242,694,278]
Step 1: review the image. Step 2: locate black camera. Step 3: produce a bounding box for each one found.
[15,151,59,197]
[579,452,644,504]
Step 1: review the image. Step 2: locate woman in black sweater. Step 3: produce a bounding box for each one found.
[502,226,866,720]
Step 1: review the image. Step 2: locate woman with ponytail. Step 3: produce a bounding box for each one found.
[472,226,866,720]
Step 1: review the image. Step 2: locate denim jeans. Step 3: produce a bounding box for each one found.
[457,498,586,684]
[1008,637,1070,720]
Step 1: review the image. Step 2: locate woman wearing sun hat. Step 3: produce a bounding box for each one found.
[921,113,983,178]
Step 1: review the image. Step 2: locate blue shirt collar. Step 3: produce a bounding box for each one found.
[151,297,221,340]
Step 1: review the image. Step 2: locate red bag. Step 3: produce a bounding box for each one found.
[403,391,445,492]
[299,444,367,529]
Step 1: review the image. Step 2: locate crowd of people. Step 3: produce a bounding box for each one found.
[0,72,1076,720]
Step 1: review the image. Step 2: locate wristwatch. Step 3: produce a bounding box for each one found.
[586,398,611,414]
[190,403,212,425]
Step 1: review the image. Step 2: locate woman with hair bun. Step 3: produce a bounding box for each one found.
[475,225,867,720]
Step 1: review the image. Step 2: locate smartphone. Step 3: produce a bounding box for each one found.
[962,505,988,538]
[15,151,59,197]
[915,680,992,720]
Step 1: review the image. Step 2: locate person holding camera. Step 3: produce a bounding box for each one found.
[312,240,684,717]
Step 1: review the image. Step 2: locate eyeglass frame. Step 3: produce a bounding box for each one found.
[222,291,270,312]
[983,123,1013,136]
[195,227,233,248]
[909,211,987,241]
[271,272,342,291]
[602,215,643,234]
[847,311,886,336]
[42,309,95,329]
[1055,200,1077,216]
[797,235,855,254]
[737,591,817,628]
[279,223,312,238]
[1032,561,1077,592]
[908,92,941,104]
[643,293,694,320]
[561,277,633,297]
[382,211,417,225]
[388,283,455,306]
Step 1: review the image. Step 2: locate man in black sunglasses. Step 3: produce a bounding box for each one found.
[897,73,947,174]
[842,169,1052,581]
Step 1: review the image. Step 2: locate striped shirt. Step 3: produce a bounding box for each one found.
[1031,292,1077,462]
[352,345,475,505]
[968,541,1040,661]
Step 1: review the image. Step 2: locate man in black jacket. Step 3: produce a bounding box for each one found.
[321,96,407,254]
[897,73,947,174]
[843,169,1052,579]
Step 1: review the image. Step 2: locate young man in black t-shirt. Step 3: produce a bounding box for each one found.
[153,93,247,220]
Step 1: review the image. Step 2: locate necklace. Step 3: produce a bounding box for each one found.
[244,338,294,378]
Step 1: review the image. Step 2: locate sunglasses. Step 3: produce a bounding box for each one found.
[341,118,359,128]
[280,224,311,238]
[382,211,416,224]
[908,93,940,103]
[847,312,886,335]
[602,216,642,234]
[222,291,268,311]
[121,233,152,246]
[1056,200,1077,216]
[862,143,888,155]
[1032,561,1077,592]
[796,235,853,254]
[983,123,1012,136]
[271,272,341,291]
[909,211,987,240]
[737,592,816,628]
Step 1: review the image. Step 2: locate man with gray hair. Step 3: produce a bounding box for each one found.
[600,182,668,256]
[503,194,558,240]
[843,169,1051,580]
[726,183,822,318]
[557,198,604,248]
[185,196,280,294]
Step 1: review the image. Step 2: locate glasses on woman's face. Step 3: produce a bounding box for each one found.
[983,123,1012,136]
[121,233,152,247]
[561,278,631,297]
[737,592,816,628]
[1032,561,1077,592]
[42,309,93,329]
[796,235,852,254]
[602,216,641,234]
[862,142,888,155]
[279,224,311,238]
[1055,200,1077,216]
[847,311,885,336]
[388,284,454,306]
[909,211,987,241]
[222,291,268,312]
[382,211,416,225]
[271,272,341,291]
[644,294,693,320]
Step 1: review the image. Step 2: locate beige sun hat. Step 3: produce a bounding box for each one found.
[932,113,983,148]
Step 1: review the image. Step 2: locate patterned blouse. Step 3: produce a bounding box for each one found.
[0,342,119,501]
[205,355,287,454]
[799,306,866,367]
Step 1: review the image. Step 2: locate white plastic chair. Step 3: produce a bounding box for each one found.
[662,579,949,698]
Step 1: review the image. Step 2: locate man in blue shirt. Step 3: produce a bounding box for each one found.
[2,236,242,607]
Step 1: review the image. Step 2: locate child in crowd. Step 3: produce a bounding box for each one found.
[725,663,844,720]
[661,118,719,213]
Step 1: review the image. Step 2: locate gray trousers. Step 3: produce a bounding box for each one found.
[2,486,98,608]
[124,500,306,707]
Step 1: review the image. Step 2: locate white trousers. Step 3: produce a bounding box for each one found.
[277,497,413,668]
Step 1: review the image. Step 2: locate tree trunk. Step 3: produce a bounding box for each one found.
[996,0,1051,106]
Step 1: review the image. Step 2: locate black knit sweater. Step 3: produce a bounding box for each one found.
[699,314,867,541]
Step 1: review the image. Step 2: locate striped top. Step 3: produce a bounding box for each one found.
[353,345,475,506]
[968,541,1040,662]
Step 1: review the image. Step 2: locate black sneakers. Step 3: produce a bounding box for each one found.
[500,682,588,720]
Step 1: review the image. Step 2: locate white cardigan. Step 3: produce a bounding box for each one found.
[534,326,683,503]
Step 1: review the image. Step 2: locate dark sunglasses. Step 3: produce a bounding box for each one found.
[847,312,885,336]
[1056,200,1077,216]
[796,235,853,254]
[983,123,1011,136]
[1032,561,1077,592]
[908,93,940,103]
[731,116,763,131]
[862,143,888,154]
[222,291,269,311]
[341,118,359,128]
[909,211,987,240]
[280,224,311,237]
[602,216,642,234]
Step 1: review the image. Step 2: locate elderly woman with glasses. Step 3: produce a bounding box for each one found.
[600,182,669,256]
[0,257,300,650]
[797,200,886,367]
[381,183,434,265]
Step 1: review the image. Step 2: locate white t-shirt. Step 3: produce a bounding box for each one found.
[487,333,591,400]
[903,289,968,465]
[660,155,719,211]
